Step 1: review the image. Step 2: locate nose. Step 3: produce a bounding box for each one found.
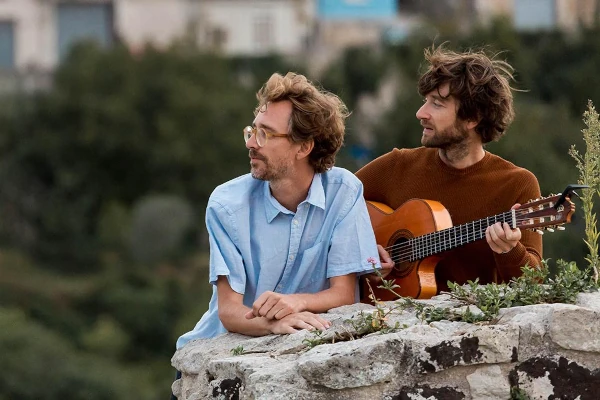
[416,103,429,121]
[245,132,259,150]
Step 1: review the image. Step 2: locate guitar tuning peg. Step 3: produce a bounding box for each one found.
[535,229,544,235]
[546,227,555,233]
[557,226,565,231]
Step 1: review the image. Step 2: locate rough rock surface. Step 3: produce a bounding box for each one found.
[171,292,600,400]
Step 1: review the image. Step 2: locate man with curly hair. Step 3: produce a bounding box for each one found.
[356,46,542,298]
[176,72,382,348]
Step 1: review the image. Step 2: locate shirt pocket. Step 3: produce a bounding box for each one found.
[296,241,328,293]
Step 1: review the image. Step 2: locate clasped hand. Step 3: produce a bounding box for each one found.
[244,291,331,334]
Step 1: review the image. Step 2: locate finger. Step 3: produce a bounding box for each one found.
[486,226,504,254]
[503,223,521,242]
[267,302,292,320]
[257,296,279,318]
[244,310,256,319]
[249,295,280,319]
[273,306,294,320]
[251,292,271,317]
[316,315,332,329]
[487,224,515,254]
[502,223,515,240]
[276,318,312,334]
[300,314,331,331]
[510,203,521,210]
[487,223,502,242]
[273,321,300,335]
[378,244,392,264]
[303,317,328,331]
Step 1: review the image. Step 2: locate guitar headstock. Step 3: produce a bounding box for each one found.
[516,194,575,233]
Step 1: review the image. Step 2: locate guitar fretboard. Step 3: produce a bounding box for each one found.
[407,210,516,261]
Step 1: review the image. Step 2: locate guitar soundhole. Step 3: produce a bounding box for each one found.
[389,229,415,278]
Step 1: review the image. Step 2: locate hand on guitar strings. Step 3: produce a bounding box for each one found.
[377,245,395,277]
[485,203,522,254]
[363,245,395,283]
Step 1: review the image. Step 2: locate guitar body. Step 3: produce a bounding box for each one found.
[361,199,453,302]
[359,188,576,303]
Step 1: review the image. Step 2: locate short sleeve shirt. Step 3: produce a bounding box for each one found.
[176,167,380,349]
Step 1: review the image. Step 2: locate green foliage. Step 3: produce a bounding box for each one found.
[0,307,137,400]
[0,42,262,270]
[320,46,389,111]
[444,260,597,323]
[230,345,246,356]
[129,195,195,264]
[545,260,597,303]
[302,330,328,349]
[510,386,531,400]
[88,272,184,359]
[570,101,600,283]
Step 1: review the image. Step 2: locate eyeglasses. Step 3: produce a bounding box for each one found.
[243,126,289,147]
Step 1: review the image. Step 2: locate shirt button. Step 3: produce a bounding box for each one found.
[293,219,299,225]
[289,255,295,261]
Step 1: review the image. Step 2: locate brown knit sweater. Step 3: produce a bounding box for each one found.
[356,147,543,292]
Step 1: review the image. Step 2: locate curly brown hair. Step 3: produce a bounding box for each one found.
[417,46,516,143]
[255,72,349,173]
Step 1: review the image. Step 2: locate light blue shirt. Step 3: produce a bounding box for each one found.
[176,167,380,349]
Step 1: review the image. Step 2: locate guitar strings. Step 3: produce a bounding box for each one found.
[381,208,551,264]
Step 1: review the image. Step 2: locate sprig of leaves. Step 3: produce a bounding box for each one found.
[569,100,600,285]
[230,345,245,356]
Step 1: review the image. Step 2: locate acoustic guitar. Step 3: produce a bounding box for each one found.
[360,188,579,302]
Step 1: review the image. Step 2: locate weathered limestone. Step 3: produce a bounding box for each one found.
[171,292,600,399]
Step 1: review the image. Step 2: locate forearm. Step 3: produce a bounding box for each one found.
[218,302,276,336]
[288,283,355,314]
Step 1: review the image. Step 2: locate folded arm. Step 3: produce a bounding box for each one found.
[245,273,357,321]
[216,276,332,336]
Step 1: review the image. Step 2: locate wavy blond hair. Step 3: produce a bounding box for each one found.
[255,72,349,173]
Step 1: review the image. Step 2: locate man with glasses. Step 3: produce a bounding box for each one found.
[175,72,387,351]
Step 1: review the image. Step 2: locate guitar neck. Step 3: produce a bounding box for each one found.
[408,209,516,261]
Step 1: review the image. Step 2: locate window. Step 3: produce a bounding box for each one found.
[514,0,556,30]
[0,21,15,69]
[57,2,114,60]
[253,15,273,53]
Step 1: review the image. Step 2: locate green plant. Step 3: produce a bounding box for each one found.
[417,259,599,324]
[302,330,327,349]
[569,100,600,285]
[510,386,530,400]
[230,345,245,356]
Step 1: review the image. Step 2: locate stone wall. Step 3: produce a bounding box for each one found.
[171,292,600,400]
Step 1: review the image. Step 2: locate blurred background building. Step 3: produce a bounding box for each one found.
[0,0,597,73]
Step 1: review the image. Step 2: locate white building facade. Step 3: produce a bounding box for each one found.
[0,0,314,71]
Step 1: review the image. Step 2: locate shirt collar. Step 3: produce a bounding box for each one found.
[264,173,325,223]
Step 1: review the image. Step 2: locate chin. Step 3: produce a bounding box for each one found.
[250,169,267,181]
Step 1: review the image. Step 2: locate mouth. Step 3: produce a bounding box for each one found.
[421,124,434,134]
[249,151,265,162]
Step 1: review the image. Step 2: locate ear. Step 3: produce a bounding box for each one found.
[465,119,478,131]
[296,140,314,160]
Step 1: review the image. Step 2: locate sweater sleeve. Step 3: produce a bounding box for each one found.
[493,169,543,282]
